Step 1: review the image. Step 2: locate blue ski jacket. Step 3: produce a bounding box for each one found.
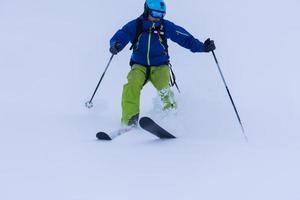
[110,16,205,66]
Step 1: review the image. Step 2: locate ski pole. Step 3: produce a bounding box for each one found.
[85,54,114,109]
[211,51,248,142]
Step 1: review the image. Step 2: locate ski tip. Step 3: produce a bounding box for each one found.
[139,116,176,139]
[96,132,112,141]
[162,135,176,139]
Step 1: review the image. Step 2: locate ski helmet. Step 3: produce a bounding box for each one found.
[144,0,166,18]
[145,0,166,13]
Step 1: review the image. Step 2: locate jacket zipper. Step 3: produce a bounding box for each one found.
[176,30,189,37]
[147,22,155,66]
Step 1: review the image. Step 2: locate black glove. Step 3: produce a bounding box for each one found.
[203,38,216,52]
[109,42,121,55]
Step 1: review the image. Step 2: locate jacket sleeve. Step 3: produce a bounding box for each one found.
[164,20,205,53]
[110,20,136,51]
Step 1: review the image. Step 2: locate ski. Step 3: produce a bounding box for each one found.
[96,126,135,140]
[139,117,176,139]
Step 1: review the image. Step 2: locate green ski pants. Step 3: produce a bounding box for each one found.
[121,64,176,125]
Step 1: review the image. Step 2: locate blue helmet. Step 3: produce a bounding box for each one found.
[145,0,166,13]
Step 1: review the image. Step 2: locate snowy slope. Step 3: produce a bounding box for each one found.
[1,0,300,199]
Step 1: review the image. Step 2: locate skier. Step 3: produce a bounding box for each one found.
[109,0,216,127]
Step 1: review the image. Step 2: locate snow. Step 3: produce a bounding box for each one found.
[0,0,300,199]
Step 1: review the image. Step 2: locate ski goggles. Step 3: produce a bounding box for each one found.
[149,10,165,19]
